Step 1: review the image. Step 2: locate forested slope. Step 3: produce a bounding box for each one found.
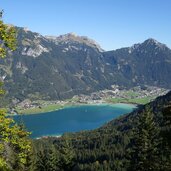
[32,91,171,171]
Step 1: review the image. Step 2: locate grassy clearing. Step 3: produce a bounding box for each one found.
[107,96,155,105]
[16,104,64,115]
[124,91,139,97]
[14,95,156,115]
[14,97,79,115]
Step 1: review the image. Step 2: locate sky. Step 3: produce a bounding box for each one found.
[0,0,171,50]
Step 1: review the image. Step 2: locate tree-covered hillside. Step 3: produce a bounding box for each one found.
[32,91,171,171]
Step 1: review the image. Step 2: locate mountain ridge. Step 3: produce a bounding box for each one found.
[0,26,171,103]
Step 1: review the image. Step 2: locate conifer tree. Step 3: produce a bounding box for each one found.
[160,105,171,170]
[129,108,160,171]
[58,136,75,171]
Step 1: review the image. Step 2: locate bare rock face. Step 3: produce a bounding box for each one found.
[16,62,28,74]
[45,33,104,52]
[21,44,49,58]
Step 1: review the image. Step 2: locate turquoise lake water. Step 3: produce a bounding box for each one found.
[13,103,136,138]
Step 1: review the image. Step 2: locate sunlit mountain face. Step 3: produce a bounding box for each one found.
[1,27,171,103]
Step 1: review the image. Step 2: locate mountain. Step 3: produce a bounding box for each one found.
[1,27,108,102]
[45,32,104,52]
[0,26,171,103]
[104,38,171,88]
[32,91,171,170]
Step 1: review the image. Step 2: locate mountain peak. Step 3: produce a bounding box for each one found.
[58,32,78,39]
[128,38,169,53]
[46,33,104,52]
[66,32,77,37]
[142,38,168,49]
[144,38,160,45]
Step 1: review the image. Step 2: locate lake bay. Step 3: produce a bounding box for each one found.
[13,103,136,138]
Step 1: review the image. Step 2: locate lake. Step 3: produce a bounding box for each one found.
[13,103,136,138]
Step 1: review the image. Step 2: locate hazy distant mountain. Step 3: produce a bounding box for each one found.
[0,27,171,103]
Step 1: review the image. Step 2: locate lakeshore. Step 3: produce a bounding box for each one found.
[13,103,135,138]
[10,85,168,115]
[12,101,137,115]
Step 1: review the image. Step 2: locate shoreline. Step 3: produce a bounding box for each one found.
[13,102,137,139]
[13,102,138,116]
[35,134,62,140]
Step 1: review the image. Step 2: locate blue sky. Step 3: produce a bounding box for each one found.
[1,0,171,50]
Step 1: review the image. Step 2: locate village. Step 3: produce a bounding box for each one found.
[12,85,169,115]
[73,85,169,104]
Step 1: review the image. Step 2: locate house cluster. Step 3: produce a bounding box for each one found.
[74,85,169,103]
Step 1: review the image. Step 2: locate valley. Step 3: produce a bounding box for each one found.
[1,27,171,107]
[12,85,168,115]
[33,87,171,171]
